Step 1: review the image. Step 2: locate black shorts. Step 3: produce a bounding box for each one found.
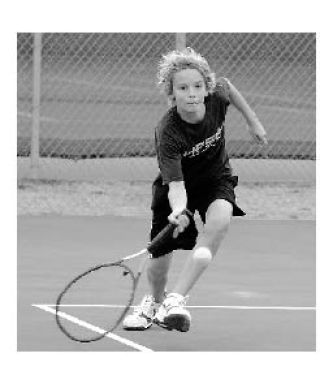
[150,175,245,258]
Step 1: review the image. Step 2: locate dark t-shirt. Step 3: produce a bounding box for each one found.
[155,77,233,191]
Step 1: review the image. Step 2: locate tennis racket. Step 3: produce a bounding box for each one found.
[55,209,191,343]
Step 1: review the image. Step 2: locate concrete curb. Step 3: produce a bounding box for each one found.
[17,157,315,183]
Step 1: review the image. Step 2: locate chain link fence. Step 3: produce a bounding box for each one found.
[17,33,316,183]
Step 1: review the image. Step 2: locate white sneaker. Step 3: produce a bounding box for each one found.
[153,303,168,328]
[123,295,160,330]
[155,293,191,332]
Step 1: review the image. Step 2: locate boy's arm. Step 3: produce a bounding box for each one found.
[227,79,268,145]
[168,181,189,237]
[168,181,187,218]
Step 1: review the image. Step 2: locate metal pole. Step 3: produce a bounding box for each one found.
[176,33,186,51]
[31,33,42,172]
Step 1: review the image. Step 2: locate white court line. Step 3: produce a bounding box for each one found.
[189,305,316,311]
[32,304,153,352]
[40,304,316,311]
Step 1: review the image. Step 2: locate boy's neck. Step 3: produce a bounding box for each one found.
[177,104,206,124]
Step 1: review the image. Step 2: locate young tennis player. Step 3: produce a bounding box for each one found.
[123,47,267,332]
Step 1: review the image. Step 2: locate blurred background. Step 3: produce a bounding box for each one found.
[17,33,316,220]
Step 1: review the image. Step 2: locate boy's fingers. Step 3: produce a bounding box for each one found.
[178,213,190,228]
[173,224,186,238]
[169,211,191,238]
[252,133,268,145]
[258,136,268,145]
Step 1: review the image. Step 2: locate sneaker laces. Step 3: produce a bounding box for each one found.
[133,295,156,317]
[164,293,189,309]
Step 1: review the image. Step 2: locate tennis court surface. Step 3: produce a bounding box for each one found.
[17,215,315,351]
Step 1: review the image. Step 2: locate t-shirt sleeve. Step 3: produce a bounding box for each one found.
[155,126,184,184]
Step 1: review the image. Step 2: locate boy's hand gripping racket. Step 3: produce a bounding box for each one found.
[55,209,192,343]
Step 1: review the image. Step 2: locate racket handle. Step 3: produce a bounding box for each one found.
[147,209,192,256]
[147,223,176,255]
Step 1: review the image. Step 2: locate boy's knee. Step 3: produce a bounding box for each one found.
[205,200,232,237]
[199,207,232,251]
[206,199,232,220]
[204,216,231,243]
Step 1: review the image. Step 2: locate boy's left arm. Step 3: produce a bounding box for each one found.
[227,79,268,145]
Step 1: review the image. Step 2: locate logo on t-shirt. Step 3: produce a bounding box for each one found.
[182,126,222,158]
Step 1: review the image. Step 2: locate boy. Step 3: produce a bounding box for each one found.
[123,47,267,332]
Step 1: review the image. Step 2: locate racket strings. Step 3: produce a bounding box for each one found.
[56,263,135,342]
[55,222,180,343]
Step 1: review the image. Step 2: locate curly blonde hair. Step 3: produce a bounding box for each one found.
[157,47,216,106]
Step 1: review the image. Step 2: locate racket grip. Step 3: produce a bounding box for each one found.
[147,208,193,256]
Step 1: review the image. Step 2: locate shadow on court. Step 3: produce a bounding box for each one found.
[17,216,316,351]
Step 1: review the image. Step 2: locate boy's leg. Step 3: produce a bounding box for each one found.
[172,199,232,296]
[123,214,176,330]
[157,199,232,332]
[147,252,173,303]
[148,199,196,302]
[123,252,173,331]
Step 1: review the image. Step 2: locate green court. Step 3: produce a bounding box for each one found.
[17,215,315,351]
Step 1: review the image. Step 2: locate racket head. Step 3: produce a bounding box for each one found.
[55,262,136,343]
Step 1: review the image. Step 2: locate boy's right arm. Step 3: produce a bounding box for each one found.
[168,181,189,237]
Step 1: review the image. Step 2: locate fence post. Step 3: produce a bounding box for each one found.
[176,33,186,51]
[30,33,42,175]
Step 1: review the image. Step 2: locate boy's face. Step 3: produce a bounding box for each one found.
[171,68,208,114]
